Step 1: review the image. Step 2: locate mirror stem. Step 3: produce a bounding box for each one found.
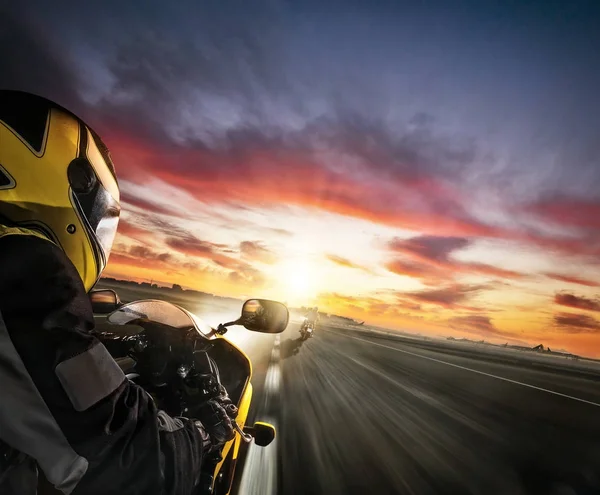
[215,324,228,335]
[214,319,242,336]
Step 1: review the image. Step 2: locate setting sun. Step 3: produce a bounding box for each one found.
[275,258,320,306]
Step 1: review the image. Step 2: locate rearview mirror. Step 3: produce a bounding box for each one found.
[90,289,121,314]
[239,299,289,334]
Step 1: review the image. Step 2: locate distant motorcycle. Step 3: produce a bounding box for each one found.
[299,318,315,341]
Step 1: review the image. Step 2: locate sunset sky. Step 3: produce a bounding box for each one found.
[3,1,600,355]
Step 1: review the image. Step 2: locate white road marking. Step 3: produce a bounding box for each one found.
[238,334,281,494]
[340,332,600,409]
[264,364,281,395]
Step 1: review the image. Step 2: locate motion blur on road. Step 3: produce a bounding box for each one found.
[239,320,600,495]
[97,283,600,495]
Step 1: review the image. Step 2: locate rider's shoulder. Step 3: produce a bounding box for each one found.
[0,228,83,292]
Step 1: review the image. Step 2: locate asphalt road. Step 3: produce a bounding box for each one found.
[237,322,600,495]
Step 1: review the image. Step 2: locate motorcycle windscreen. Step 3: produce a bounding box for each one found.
[107,300,214,337]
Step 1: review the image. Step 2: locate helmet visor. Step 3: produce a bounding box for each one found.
[69,158,120,275]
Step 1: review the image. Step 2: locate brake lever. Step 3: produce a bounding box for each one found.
[233,420,253,443]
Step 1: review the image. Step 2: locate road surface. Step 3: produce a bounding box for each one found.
[236,322,600,495]
[91,284,600,494]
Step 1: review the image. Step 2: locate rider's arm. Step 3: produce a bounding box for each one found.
[0,234,205,495]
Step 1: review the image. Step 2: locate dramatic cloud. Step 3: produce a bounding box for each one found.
[102,130,507,242]
[385,259,443,284]
[395,299,422,312]
[120,191,190,219]
[528,197,600,232]
[0,4,83,109]
[4,2,599,260]
[108,244,180,276]
[228,265,266,286]
[386,235,525,283]
[161,233,267,286]
[0,4,505,242]
[240,241,277,264]
[128,245,172,262]
[462,262,524,280]
[166,235,221,259]
[544,273,600,288]
[389,235,470,264]
[523,230,600,259]
[161,231,256,274]
[116,218,152,241]
[554,312,600,332]
[404,284,488,310]
[554,293,600,312]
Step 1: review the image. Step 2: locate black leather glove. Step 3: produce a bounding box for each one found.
[194,398,236,451]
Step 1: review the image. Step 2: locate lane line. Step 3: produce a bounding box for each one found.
[336,332,600,408]
[264,363,281,395]
[238,334,281,495]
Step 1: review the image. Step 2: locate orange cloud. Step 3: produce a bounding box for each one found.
[104,131,600,266]
[553,312,600,332]
[116,218,153,241]
[121,191,190,218]
[386,235,525,283]
[544,273,600,287]
[461,262,524,280]
[240,241,277,264]
[165,235,266,286]
[554,292,600,312]
[110,244,174,267]
[385,259,443,284]
[528,197,600,231]
[228,265,266,286]
[403,283,490,310]
[104,132,512,239]
[164,233,237,268]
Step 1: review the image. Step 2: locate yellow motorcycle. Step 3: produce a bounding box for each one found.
[89,289,288,495]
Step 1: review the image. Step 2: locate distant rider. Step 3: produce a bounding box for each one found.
[304,306,320,330]
[0,91,235,495]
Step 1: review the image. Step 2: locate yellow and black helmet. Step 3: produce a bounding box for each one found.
[0,90,120,291]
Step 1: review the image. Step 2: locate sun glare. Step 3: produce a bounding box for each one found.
[276,258,318,305]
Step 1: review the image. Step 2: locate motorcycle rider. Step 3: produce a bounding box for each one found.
[0,90,235,494]
[303,306,320,332]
